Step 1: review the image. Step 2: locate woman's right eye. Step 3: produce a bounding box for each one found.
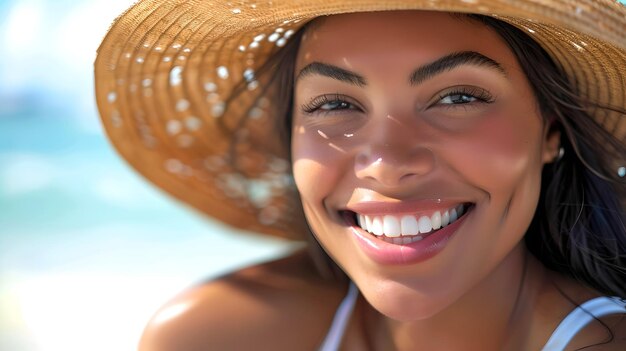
[319,100,354,111]
[301,94,361,115]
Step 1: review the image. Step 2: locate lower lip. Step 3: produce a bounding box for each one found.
[347,209,471,265]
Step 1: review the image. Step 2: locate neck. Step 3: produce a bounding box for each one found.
[364,244,545,351]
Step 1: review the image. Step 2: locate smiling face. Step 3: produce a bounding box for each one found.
[291,11,560,320]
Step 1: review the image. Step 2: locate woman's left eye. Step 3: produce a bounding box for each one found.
[439,94,478,105]
[432,86,495,108]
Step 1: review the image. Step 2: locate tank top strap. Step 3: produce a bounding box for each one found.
[541,296,626,351]
[318,282,359,351]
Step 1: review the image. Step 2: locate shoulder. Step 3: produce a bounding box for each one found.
[138,250,348,351]
[571,314,626,350]
[543,273,626,351]
[569,304,626,351]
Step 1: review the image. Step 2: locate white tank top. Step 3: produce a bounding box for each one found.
[318,283,626,351]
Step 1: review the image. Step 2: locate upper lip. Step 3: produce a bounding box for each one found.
[345,199,472,216]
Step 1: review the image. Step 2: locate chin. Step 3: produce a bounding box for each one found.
[359,279,456,321]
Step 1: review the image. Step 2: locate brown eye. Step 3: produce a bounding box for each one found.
[439,94,478,105]
[301,94,363,115]
[319,100,354,111]
[431,86,495,109]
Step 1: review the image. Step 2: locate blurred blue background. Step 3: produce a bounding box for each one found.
[0,1,295,350]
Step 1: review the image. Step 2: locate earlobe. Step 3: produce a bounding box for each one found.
[542,127,562,164]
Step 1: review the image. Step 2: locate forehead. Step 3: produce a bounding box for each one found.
[296,11,516,73]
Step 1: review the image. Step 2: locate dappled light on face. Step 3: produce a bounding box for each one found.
[313,129,347,153]
[386,114,403,125]
[342,57,353,69]
[317,130,329,139]
[328,143,347,154]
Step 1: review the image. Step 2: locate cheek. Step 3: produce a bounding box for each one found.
[446,109,545,260]
[450,110,545,195]
[291,125,349,206]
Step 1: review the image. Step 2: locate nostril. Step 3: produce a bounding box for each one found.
[398,173,419,182]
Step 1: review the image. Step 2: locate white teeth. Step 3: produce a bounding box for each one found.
[354,204,469,239]
[442,211,450,227]
[418,216,432,234]
[372,217,383,236]
[431,211,442,230]
[390,236,422,245]
[383,215,401,237]
[400,215,419,235]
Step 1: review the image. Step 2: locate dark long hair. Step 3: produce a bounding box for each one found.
[233,13,626,297]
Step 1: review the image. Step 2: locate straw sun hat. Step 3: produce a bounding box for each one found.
[95,0,626,240]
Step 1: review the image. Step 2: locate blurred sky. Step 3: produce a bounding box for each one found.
[0,1,295,351]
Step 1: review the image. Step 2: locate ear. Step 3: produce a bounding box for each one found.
[541,122,561,164]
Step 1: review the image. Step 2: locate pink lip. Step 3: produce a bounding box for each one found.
[347,199,466,216]
[345,207,471,265]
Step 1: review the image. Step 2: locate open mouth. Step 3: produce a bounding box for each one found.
[341,203,474,245]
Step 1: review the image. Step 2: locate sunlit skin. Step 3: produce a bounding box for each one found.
[292,11,561,349]
[138,11,624,351]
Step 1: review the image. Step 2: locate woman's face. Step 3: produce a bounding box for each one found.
[291,11,559,320]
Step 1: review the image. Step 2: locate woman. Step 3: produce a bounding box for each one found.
[95,1,625,350]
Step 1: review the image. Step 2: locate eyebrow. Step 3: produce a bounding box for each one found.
[296,62,367,87]
[409,51,506,85]
[295,50,505,87]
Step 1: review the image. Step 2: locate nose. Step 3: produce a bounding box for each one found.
[354,120,435,188]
